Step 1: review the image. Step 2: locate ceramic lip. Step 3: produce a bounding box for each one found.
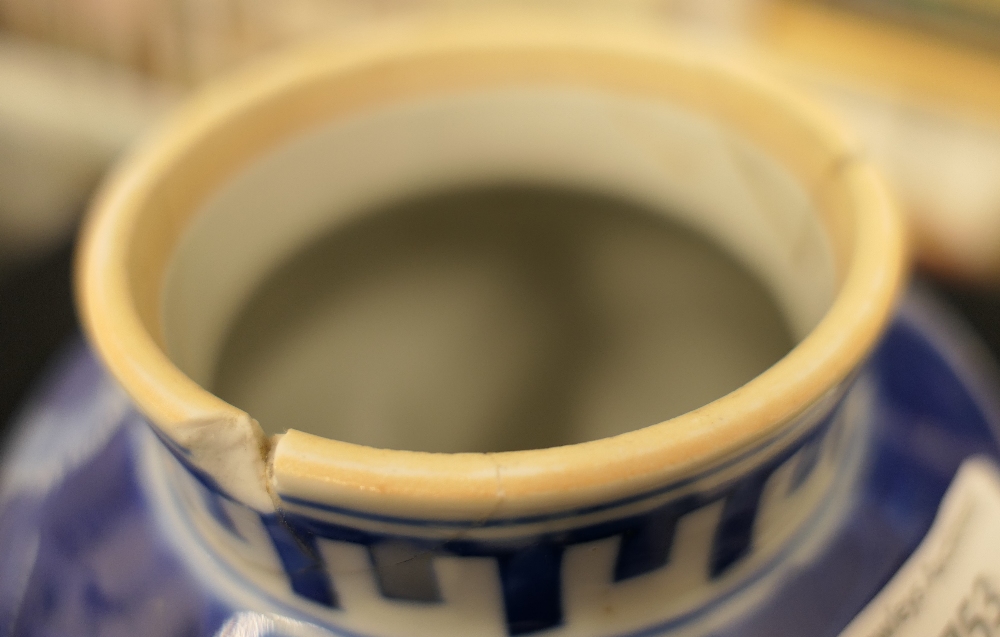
[75,14,908,517]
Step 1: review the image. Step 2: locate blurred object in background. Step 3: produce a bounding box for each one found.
[0,0,648,269]
[755,0,1000,283]
[5,0,1000,281]
[0,0,429,86]
[0,31,176,268]
[0,0,665,86]
[635,0,1000,282]
[3,0,1000,439]
[0,0,632,267]
[0,29,175,440]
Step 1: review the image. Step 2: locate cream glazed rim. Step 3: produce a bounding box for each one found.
[75,14,907,519]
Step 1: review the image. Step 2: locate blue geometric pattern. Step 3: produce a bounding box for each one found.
[2,290,1000,637]
[248,402,845,635]
[259,431,817,634]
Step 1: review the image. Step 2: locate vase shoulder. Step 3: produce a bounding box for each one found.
[2,289,997,637]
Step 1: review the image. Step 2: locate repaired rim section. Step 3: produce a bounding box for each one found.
[76,14,907,517]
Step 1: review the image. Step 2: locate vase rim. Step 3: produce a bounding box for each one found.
[76,12,908,517]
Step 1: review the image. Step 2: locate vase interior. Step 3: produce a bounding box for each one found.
[160,88,837,451]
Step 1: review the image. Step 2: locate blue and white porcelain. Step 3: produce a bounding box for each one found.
[3,14,998,637]
[5,290,1000,636]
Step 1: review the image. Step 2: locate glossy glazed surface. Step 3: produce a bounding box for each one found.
[76,18,904,520]
[2,289,997,636]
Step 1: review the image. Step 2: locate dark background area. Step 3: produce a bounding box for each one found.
[0,241,78,444]
[1,236,998,445]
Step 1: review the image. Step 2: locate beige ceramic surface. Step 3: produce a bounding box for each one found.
[76,14,906,517]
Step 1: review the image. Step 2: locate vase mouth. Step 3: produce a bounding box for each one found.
[76,13,907,516]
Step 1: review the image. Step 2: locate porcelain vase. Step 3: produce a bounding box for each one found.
[3,15,1000,637]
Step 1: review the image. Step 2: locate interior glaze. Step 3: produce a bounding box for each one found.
[162,88,836,456]
[212,185,794,452]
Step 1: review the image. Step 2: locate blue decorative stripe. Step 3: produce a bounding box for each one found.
[709,469,773,578]
[255,404,842,635]
[262,516,339,608]
[201,489,241,538]
[498,544,564,635]
[614,497,688,581]
[789,433,823,493]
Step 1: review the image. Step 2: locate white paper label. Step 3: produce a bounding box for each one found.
[840,457,1000,637]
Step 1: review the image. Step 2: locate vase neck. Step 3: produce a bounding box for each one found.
[144,370,871,637]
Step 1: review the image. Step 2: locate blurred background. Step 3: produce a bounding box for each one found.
[2,0,1000,441]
